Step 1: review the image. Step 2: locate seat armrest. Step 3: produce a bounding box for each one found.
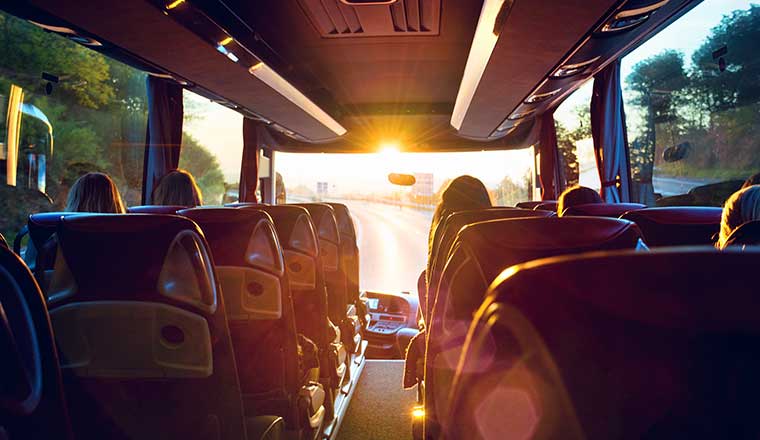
[246,416,284,440]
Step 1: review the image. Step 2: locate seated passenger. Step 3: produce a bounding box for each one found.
[404,176,491,389]
[741,172,760,190]
[65,172,126,213]
[34,172,126,274]
[152,169,203,207]
[557,185,603,217]
[717,185,760,249]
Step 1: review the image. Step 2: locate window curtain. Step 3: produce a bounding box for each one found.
[141,76,183,204]
[538,110,561,200]
[591,60,631,203]
[239,118,261,203]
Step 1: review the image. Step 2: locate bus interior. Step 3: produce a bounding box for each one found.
[1,0,759,439]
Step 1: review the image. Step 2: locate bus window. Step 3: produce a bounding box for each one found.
[181,90,243,205]
[277,148,535,292]
[554,81,600,192]
[623,1,759,206]
[0,9,146,244]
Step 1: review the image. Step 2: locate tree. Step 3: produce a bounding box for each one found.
[555,105,591,187]
[179,134,226,205]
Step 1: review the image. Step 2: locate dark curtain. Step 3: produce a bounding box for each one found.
[239,118,261,203]
[141,76,183,204]
[538,110,561,200]
[591,60,632,203]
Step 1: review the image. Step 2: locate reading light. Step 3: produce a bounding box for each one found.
[551,56,600,79]
[249,62,347,136]
[215,44,239,63]
[218,36,233,46]
[450,0,509,130]
[524,88,562,104]
[508,109,535,120]
[166,0,185,10]
[601,0,669,33]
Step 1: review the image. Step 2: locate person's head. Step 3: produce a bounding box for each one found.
[557,185,603,216]
[428,175,492,264]
[65,172,126,213]
[152,169,203,207]
[717,185,760,249]
[741,172,760,190]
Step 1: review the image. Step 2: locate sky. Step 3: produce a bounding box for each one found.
[183,0,755,192]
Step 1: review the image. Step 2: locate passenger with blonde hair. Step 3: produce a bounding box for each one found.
[65,172,126,213]
[717,185,760,249]
[557,185,603,217]
[152,169,203,207]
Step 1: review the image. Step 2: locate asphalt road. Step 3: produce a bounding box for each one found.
[339,200,432,296]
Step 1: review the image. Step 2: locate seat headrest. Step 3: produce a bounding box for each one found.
[534,201,558,212]
[455,217,643,282]
[242,205,319,258]
[326,203,356,239]
[725,220,760,248]
[179,207,284,275]
[28,212,85,248]
[291,203,339,244]
[621,207,722,247]
[53,214,217,314]
[436,207,555,264]
[515,201,550,210]
[562,202,645,217]
[127,205,188,214]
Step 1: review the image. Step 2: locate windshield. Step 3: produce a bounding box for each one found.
[278,148,536,292]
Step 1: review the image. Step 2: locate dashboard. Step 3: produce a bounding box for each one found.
[362,291,419,358]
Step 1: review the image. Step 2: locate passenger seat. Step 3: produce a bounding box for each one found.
[448,248,760,439]
[621,207,721,246]
[0,246,72,440]
[127,205,189,214]
[47,214,250,440]
[180,207,326,434]
[561,202,645,217]
[424,216,644,438]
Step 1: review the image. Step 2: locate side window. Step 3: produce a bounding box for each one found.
[0,10,145,243]
[181,90,243,205]
[554,82,599,191]
[622,2,759,206]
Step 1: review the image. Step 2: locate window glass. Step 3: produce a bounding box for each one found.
[277,148,535,292]
[181,90,243,205]
[0,9,146,243]
[554,81,600,191]
[622,0,759,206]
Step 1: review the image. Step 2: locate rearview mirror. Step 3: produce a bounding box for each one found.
[388,173,416,186]
[663,142,691,163]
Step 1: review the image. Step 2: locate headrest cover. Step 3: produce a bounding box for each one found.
[180,208,284,275]
[327,203,356,239]
[247,205,320,258]
[55,214,217,314]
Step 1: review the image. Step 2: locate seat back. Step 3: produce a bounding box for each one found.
[725,220,760,248]
[561,202,645,217]
[180,208,301,403]
[426,208,555,321]
[0,246,72,440]
[127,205,188,214]
[515,201,549,210]
[621,207,721,246]
[426,217,643,436]
[49,214,246,440]
[291,204,346,325]
[239,205,328,349]
[449,249,760,440]
[326,203,360,306]
[25,213,86,291]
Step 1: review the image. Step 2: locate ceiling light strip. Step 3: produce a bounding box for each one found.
[249,63,347,136]
[450,0,507,130]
